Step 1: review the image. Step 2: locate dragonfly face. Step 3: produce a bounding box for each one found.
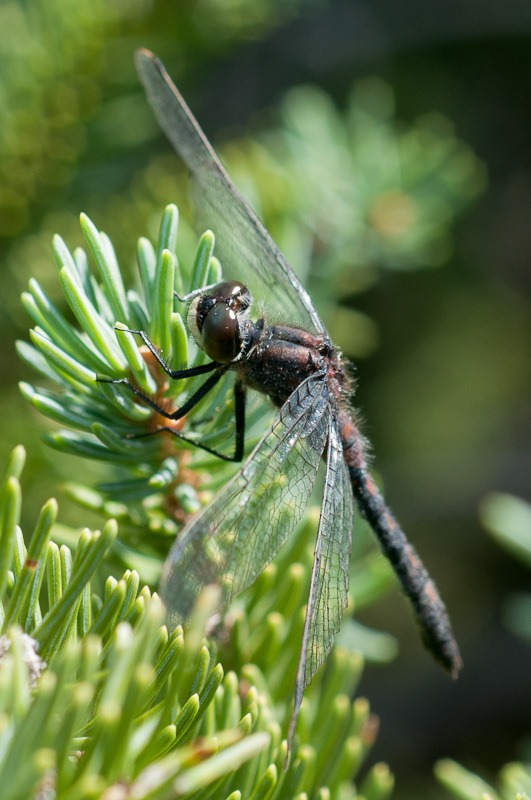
[187,280,252,363]
[117,48,463,760]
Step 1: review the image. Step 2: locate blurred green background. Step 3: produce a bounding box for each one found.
[1,1,530,797]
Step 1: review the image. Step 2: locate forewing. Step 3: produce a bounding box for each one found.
[135,49,324,334]
[288,417,353,747]
[160,374,330,625]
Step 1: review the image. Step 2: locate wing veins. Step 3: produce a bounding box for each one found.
[287,417,353,751]
[135,48,324,333]
[160,375,330,623]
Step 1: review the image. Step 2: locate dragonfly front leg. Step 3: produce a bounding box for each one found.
[98,324,227,415]
[98,361,226,421]
[98,328,246,462]
[114,326,221,380]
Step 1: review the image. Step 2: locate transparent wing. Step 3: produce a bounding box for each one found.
[160,374,331,624]
[288,416,354,747]
[135,48,324,334]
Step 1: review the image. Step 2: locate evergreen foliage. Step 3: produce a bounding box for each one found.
[4,208,400,798]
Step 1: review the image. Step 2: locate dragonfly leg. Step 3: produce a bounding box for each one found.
[98,365,246,462]
[158,378,245,462]
[115,326,222,380]
[97,363,226,420]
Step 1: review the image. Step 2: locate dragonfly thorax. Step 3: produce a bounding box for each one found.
[187,280,252,364]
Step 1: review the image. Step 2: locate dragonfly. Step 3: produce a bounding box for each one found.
[122,48,462,753]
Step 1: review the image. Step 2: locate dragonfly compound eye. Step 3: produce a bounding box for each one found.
[201,302,241,363]
[210,280,251,314]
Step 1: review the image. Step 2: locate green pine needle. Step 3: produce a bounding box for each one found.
[0,428,392,799]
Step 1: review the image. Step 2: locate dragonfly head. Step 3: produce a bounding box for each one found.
[187,280,252,363]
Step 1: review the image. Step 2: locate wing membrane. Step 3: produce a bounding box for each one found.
[135,49,324,334]
[160,374,330,624]
[288,417,353,746]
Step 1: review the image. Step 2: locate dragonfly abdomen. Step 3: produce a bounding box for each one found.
[348,462,463,678]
